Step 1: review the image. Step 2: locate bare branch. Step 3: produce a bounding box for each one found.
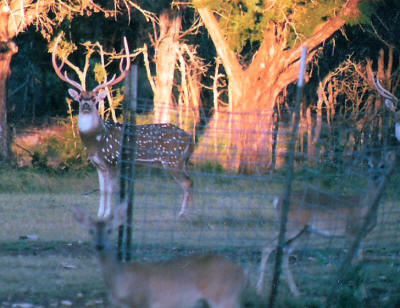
[52,35,85,91]
[142,43,156,92]
[92,37,131,93]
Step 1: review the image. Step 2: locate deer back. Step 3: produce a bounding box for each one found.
[113,255,245,308]
[134,123,193,167]
[274,189,361,238]
[274,150,396,239]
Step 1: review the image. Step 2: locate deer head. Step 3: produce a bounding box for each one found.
[72,203,127,252]
[52,36,131,133]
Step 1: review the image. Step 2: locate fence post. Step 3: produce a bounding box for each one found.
[118,64,138,261]
[268,47,308,308]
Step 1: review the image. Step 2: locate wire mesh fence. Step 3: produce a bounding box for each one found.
[116,87,400,306]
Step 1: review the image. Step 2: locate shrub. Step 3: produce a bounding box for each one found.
[14,117,91,172]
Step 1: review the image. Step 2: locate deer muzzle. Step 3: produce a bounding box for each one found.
[95,243,105,251]
[81,102,92,113]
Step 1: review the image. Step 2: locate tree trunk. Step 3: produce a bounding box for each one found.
[194,1,361,172]
[0,40,17,163]
[153,10,182,123]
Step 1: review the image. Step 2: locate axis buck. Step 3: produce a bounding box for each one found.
[257,150,396,297]
[372,75,400,142]
[52,37,194,218]
[72,204,246,308]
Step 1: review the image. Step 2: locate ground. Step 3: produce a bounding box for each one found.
[1,167,400,308]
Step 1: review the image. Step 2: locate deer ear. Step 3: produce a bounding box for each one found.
[385,151,397,164]
[68,89,80,101]
[71,206,91,228]
[385,99,396,112]
[365,150,375,168]
[97,91,107,102]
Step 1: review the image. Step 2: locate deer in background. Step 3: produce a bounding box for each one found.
[52,37,194,218]
[72,204,246,308]
[371,75,400,142]
[257,150,396,297]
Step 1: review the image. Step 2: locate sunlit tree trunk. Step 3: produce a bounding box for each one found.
[0,41,17,162]
[153,10,182,123]
[0,8,17,163]
[194,0,361,173]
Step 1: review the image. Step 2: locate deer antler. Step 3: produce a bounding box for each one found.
[52,36,85,91]
[52,36,131,93]
[372,75,399,103]
[92,37,131,93]
[371,74,399,113]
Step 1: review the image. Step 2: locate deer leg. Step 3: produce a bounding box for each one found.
[166,166,193,217]
[282,242,300,297]
[354,242,364,264]
[103,169,119,218]
[97,169,107,218]
[256,240,277,295]
[281,229,310,297]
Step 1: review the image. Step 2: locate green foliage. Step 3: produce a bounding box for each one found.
[28,118,91,172]
[199,161,226,174]
[329,266,364,308]
[194,0,353,52]
[49,32,77,60]
[354,0,381,25]
[93,62,108,85]
[291,0,346,42]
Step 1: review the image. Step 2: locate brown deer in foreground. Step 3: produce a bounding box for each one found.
[72,204,246,308]
[257,150,396,297]
[52,37,194,218]
[371,75,400,142]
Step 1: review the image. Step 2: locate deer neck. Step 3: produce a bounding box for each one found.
[78,111,104,136]
[96,246,121,288]
[78,112,105,152]
[359,177,388,225]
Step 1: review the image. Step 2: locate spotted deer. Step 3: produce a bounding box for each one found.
[52,37,194,218]
[257,150,396,297]
[72,204,246,308]
[371,75,400,142]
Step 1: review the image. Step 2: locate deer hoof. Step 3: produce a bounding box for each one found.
[178,211,188,219]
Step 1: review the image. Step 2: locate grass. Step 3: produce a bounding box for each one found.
[0,255,105,304]
[1,167,400,307]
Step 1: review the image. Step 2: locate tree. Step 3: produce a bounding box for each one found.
[0,1,123,164]
[191,0,368,172]
[142,7,205,134]
[145,9,182,124]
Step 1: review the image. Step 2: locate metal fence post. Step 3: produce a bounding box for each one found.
[118,64,138,261]
[268,47,308,308]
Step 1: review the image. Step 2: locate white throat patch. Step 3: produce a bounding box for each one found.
[78,113,98,133]
[395,122,400,142]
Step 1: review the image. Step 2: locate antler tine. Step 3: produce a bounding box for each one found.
[374,75,399,102]
[52,36,84,92]
[92,36,131,93]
